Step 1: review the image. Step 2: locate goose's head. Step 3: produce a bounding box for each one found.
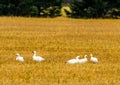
[84,55,87,58]
[76,56,80,59]
[16,53,20,56]
[33,51,36,54]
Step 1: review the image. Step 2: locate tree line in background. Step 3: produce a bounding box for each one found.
[66,0,120,18]
[0,0,120,18]
[0,0,62,17]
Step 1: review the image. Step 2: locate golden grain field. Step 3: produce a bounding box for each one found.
[0,17,120,85]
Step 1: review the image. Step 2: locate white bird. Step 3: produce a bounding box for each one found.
[67,56,80,64]
[16,53,24,62]
[32,51,45,62]
[78,55,88,64]
[90,54,98,63]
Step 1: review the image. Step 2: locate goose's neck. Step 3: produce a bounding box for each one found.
[84,56,87,60]
[33,53,37,57]
[76,56,80,60]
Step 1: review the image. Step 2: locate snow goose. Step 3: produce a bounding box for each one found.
[67,56,80,64]
[90,54,98,63]
[33,51,45,62]
[16,53,24,62]
[78,55,88,64]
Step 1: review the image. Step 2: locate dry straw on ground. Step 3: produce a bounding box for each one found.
[0,17,120,85]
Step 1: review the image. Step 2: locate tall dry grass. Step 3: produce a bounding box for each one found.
[0,17,120,85]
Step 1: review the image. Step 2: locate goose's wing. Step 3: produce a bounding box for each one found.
[67,59,78,64]
[37,56,45,60]
[91,57,98,63]
[21,57,24,61]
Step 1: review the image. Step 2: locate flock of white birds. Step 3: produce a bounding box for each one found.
[16,51,98,64]
[16,51,45,62]
[67,54,98,64]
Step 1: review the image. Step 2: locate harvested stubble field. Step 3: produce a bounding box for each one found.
[0,17,120,85]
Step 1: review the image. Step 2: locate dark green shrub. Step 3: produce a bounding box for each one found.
[106,8,120,18]
[65,0,120,18]
[30,6,39,17]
